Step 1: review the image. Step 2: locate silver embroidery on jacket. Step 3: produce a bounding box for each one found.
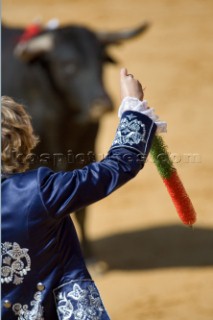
[112,114,146,146]
[12,291,44,320]
[56,283,105,320]
[1,242,31,285]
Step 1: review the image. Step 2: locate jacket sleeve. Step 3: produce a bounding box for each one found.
[38,111,157,218]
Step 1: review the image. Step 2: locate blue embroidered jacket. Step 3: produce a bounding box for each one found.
[1,111,156,320]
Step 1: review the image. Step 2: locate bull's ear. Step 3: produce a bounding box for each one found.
[96,22,150,45]
[14,33,54,62]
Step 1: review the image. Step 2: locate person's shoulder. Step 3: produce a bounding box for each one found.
[20,167,55,189]
[20,167,53,177]
[9,167,54,182]
[36,166,55,185]
[37,166,54,175]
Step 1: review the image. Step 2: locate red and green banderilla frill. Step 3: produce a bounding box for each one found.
[150,135,196,226]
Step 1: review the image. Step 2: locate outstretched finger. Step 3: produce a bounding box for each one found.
[120,68,128,78]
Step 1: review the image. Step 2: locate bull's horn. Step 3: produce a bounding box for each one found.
[14,33,54,62]
[96,22,150,44]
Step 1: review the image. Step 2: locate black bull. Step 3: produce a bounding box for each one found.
[2,22,149,258]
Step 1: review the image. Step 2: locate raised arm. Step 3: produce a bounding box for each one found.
[39,69,166,218]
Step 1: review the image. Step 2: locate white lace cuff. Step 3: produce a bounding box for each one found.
[118,97,167,133]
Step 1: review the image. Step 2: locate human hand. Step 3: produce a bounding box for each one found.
[120,68,144,101]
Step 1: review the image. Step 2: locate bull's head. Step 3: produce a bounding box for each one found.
[14,22,150,123]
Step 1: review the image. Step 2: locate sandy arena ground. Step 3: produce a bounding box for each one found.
[2,0,213,319]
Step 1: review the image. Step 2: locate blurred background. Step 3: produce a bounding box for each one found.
[2,0,213,319]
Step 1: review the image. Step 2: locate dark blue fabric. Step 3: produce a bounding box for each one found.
[1,111,156,319]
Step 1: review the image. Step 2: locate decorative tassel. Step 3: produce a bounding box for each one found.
[150,135,196,226]
[18,20,42,43]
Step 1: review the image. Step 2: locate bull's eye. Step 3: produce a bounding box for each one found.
[102,51,117,64]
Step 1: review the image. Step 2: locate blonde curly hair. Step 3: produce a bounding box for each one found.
[1,96,39,174]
